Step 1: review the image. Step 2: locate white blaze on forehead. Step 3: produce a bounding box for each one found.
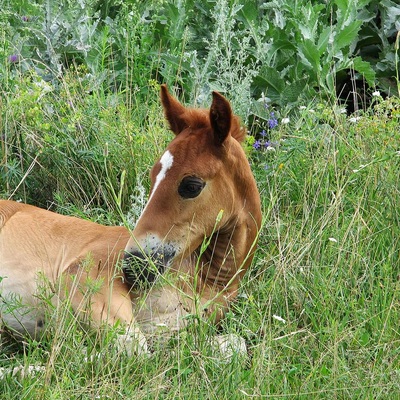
[151,150,174,199]
[139,150,174,219]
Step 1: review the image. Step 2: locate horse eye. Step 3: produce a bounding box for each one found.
[178,176,205,199]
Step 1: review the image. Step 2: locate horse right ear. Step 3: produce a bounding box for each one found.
[210,91,232,146]
[160,84,187,135]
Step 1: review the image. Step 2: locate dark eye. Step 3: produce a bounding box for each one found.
[178,176,205,199]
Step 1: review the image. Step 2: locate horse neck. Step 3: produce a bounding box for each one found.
[174,208,257,300]
[193,147,261,296]
[203,213,256,279]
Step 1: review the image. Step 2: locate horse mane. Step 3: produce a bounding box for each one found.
[179,108,246,143]
[230,115,246,142]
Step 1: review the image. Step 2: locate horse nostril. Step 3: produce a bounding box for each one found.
[123,251,157,288]
[122,248,176,288]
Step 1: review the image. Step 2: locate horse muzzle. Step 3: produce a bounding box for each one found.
[122,243,176,288]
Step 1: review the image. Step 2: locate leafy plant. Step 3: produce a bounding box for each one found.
[356,0,400,93]
[2,0,399,117]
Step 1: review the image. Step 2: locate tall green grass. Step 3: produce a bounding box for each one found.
[1,83,399,400]
[1,0,400,398]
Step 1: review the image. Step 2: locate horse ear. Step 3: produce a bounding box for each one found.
[210,91,232,145]
[160,84,187,135]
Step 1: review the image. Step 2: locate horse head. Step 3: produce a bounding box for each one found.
[124,85,261,317]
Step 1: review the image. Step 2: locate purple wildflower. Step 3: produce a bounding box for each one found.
[264,140,271,148]
[253,140,261,150]
[268,112,278,129]
[8,54,19,63]
[260,129,267,137]
[21,16,30,22]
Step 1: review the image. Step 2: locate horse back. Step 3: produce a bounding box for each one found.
[0,200,130,280]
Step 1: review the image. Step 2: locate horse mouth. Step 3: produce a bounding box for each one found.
[122,247,176,288]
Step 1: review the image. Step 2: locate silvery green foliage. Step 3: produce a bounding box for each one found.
[188,0,259,121]
[126,173,148,229]
[3,0,399,106]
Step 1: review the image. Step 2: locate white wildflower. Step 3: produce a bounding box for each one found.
[272,314,286,324]
[349,116,361,123]
[372,91,381,97]
[328,237,338,243]
[281,117,290,124]
[257,92,271,103]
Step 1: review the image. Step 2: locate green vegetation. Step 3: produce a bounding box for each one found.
[1,0,399,398]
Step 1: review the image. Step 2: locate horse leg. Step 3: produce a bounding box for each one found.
[63,269,148,356]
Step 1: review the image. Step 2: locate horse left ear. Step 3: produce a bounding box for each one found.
[210,91,232,145]
[160,84,187,135]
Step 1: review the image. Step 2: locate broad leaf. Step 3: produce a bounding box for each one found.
[334,20,363,51]
[298,39,320,71]
[353,56,376,86]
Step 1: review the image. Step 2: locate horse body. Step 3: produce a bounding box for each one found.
[0,86,261,353]
[0,201,132,337]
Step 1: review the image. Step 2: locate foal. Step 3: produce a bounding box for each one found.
[0,85,261,353]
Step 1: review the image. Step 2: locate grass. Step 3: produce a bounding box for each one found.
[1,79,400,398]
[1,1,400,397]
